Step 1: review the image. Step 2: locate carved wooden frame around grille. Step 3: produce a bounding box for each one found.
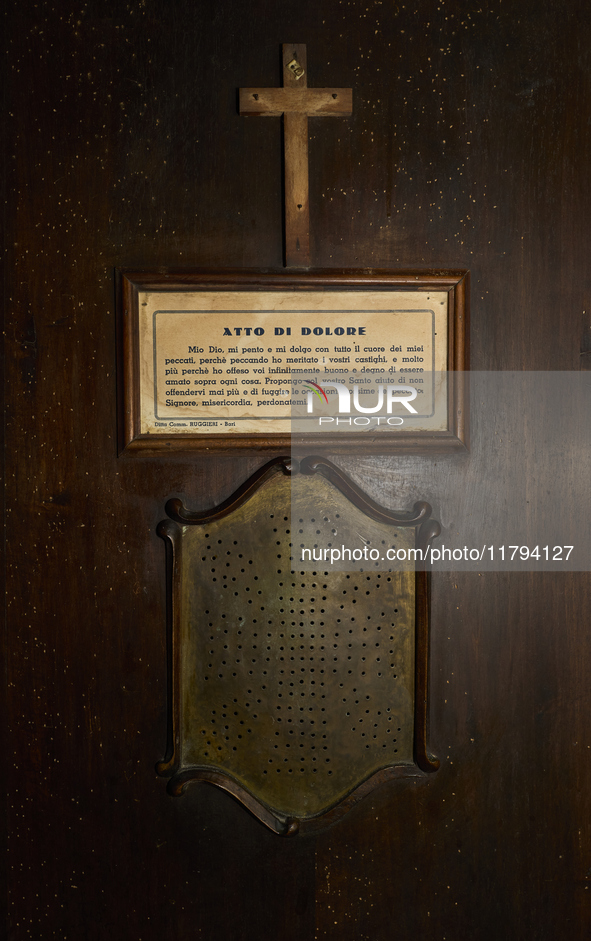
[157,456,440,836]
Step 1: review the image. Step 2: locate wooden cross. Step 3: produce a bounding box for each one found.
[239,44,353,268]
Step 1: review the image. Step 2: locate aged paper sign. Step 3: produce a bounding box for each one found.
[137,290,448,436]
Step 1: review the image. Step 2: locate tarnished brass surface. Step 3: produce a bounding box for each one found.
[177,474,415,820]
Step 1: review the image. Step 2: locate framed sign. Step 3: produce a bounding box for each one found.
[117,269,469,453]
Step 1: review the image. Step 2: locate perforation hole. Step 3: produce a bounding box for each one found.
[193,495,411,786]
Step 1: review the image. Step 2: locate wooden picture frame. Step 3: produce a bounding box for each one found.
[117,268,469,454]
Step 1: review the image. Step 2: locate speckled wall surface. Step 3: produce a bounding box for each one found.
[4,1,591,938]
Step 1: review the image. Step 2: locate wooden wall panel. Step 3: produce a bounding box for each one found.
[4,0,591,938]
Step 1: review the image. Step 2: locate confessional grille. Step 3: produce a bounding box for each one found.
[179,474,415,819]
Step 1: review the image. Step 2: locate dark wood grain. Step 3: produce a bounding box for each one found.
[5,2,591,939]
[299,454,433,525]
[165,455,292,522]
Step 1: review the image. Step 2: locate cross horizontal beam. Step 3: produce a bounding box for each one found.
[239,87,352,118]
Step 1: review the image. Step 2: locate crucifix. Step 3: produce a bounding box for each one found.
[239,44,353,268]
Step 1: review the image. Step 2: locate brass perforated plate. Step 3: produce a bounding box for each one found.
[158,459,439,832]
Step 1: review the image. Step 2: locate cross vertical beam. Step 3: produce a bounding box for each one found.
[239,44,353,268]
[282,45,310,268]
